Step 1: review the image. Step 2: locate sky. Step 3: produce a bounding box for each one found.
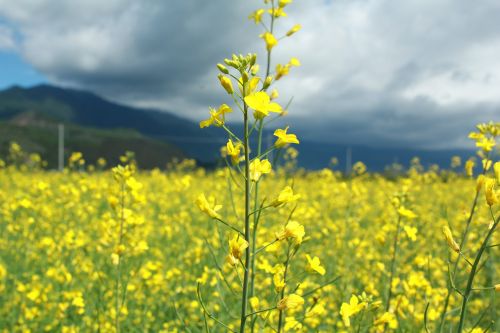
[0,0,499,150]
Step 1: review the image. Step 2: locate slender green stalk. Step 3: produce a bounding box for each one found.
[456,212,499,333]
[438,188,480,332]
[239,93,251,333]
[245,307,278,317]
[250,0,274,327]
[249,120,264,301]
[198,283,236,333]
[438,160,489,332]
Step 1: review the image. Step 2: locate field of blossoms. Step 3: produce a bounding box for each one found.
[0,141,498,332]
[1,0,499,331]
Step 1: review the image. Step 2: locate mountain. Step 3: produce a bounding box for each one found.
[0,84,476,171]
[0,84,223,164]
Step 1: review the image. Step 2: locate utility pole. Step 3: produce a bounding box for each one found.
[58,123,64,171]
[345,146,352,176]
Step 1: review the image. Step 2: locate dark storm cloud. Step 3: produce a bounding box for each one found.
[1,0,499,149]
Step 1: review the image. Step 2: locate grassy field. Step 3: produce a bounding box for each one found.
[0,157,498,332]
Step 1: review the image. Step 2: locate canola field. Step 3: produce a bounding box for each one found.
[0,150,498,332]
[0,0,499,330]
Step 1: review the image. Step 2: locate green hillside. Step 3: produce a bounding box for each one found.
[0,120,186,169]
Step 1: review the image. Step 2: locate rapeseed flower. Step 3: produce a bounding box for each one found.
[244,92,282,119]
[274,127,300,148]
[195,194,222,219]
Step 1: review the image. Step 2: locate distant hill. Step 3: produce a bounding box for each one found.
[0,84,222,166]
[0,121,187,169]
[0,84,476,171]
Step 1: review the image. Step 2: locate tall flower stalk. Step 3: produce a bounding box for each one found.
[439,122,499,333]
[196,1,332,331]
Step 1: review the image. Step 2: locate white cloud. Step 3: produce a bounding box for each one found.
[0,25,15,50]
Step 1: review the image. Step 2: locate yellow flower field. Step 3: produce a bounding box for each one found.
[0,0,499,332]
[0,153,498,332]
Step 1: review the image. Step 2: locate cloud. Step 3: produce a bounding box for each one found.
[0,0,499,149]
[0,25,15,50]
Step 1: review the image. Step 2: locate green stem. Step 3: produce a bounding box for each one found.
[239,89,251,333]
[245,307,277,318]
[214,217,245,236]
[438,189,480,332]
[249,120,264,310]
[457,211,499,333]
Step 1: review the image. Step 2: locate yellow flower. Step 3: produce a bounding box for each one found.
[274,127,300,148]
[476,137,495,152]
[249,296,260,310]
[397,207,417,219]
[226,139,243,165]
[268,8,287,18]
[111,253,120,266]
[238,76,260,97]
[259,32,278,51]
[305,255,326,275]
[218,74,234,94]
[277,294,304,310]
[465,159,475,177]
[276,221,305,244]
[244,92,282,119]
[271,186,300,207]
[273,272,286,292]
[251,64,260,75]
[286,24,302,36]
[353,161,367,175]
[442,226,460,253]
[279,0,293,7]
[476,174,486,193]
[249,9,265,24]
[249,158,272,182]
[275,64,290,80]
[403,225,418,241]
[227,235,248,266]
[289,57,301,66]
[484,178,498,206]
[340,295,366,327]
[195,194,222,219]
[200,104,233,128]
[72,295,85,308]
[68,152,84,166]
[482,158,492,171]
[270,89,279,100]
[495,284,500,292]
[374,311,398,329]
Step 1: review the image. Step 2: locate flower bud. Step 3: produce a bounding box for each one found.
[263,76,273,90]
[476,174,485,193]
[218,75,234,94]
[217,63,229,74]
[224,58,238,69]
[249,53,257,67]
[242,71,249,83]
[485,178,498,206]
[442,226,460,253]
[251,64,260,76]
[286,24,302,37]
